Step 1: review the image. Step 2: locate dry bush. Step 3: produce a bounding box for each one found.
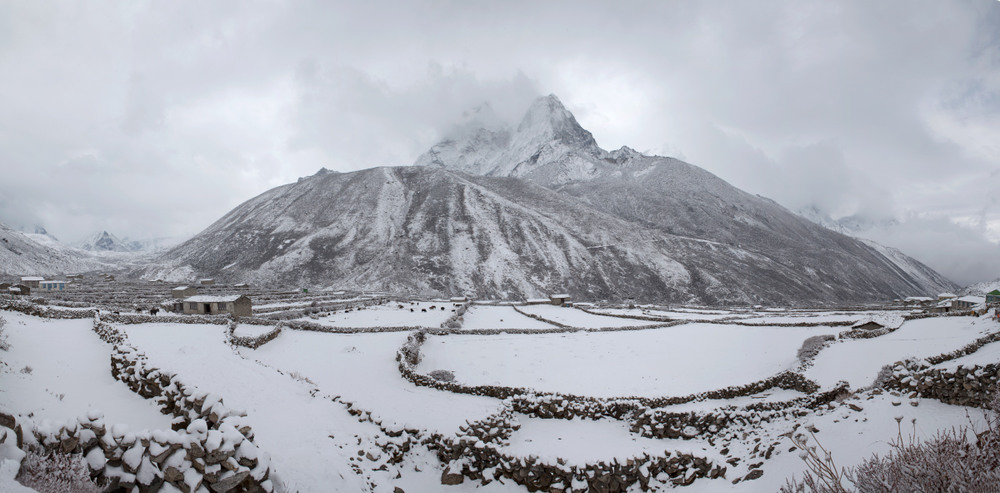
[429,369,456,382]
[797,334,836,362]
[782,388,1000,492]
[0,316,8,351]
[15,448,101,493]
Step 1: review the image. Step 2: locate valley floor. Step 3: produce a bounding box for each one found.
[1,297,997,492]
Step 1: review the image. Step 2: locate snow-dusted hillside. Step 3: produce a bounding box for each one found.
[964,278,1000,295]
[0,222,135,277]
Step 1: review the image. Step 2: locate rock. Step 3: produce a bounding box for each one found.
[209,470,250,493]
[744,469,764,481]
[394,488,405,493]
[848,403,864,412]
[441,466,465,485]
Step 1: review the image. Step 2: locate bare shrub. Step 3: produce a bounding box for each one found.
[0,316,8,351]
[20,365,32,374]
[783,387,1000,492]
[429,370,455,382]
[780,427,850,493]
[870,364,894,390]
[15,448,101,493]
[797,334,836,362]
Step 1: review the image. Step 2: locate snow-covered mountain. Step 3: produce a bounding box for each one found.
[962,278,1000,296]
[416,95,609,187]
[78,230,137,252]
[149,95,956,304]
[0,222,123,277]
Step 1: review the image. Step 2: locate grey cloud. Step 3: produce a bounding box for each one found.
[0,0,997,285]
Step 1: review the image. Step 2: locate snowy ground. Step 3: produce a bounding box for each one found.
[304,300,456,328]
[417,324,837,398]
[233,323,278,338]
[0,312,171,430]
[806,315,995,389]
[459,305,557,330]
[500,415,720,467]
[2,306,999,493]
[592,307,743,321]
[516,305,665,328]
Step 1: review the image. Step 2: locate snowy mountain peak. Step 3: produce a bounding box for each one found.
[513,94,598,150]
[80,230,135,252]
[415,94,609,185]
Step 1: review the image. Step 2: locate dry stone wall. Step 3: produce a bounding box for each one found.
[226,320,282,350]
[882,326,1000,408]
[431,403,727,491]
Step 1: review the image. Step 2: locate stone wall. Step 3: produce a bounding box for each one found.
[227,320,283,350]
[432,403,727,491]
[888,359,1000,409]
[881,325,1000,408]
[0,298,96,319]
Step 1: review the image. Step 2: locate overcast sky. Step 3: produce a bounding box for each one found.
[1,1,998,285]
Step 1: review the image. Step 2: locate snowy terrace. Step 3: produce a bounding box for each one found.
[416,323,837,398]
[0,312,171,430]
[301,300,459,328]
[514,304,666,328]
[2,301,1000,492]
[806,315,998,389]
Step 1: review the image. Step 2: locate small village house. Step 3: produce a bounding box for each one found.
[181,295,252,317]
[199,279,216,286]
[38,280,67,291]
[66,274,84,280]
[171,286,198,299]
[938,292,957,301]
[549,293,572,306]
[8,284,29,296]
[953,296,986,311]
[20,276,43,289]
[987,290,1000,304]
[852,321,884,331]
[931,299,953,314]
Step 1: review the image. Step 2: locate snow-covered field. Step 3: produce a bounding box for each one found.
[459,305,557,330]
[417,323,837,397]
[2,305,999,493]
[516,305,664,328]
[0,312,171,430]
[304,300,456,328]
[592,307,742,321]
[806,316,993,389]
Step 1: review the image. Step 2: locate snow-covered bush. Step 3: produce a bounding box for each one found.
[0,315,8,351]
[796,334,835,362]
[429,369,455,382]
[783,388,1000,492]
[15,448,101,493]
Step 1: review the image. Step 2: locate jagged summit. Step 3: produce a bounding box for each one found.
[79,230,136,252]
[416,94,610,186]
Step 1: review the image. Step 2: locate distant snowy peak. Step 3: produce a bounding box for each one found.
[415,94,609,186]
[80,231,135,252]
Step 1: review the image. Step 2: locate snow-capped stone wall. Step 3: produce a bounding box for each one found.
[885,330,1000,408]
